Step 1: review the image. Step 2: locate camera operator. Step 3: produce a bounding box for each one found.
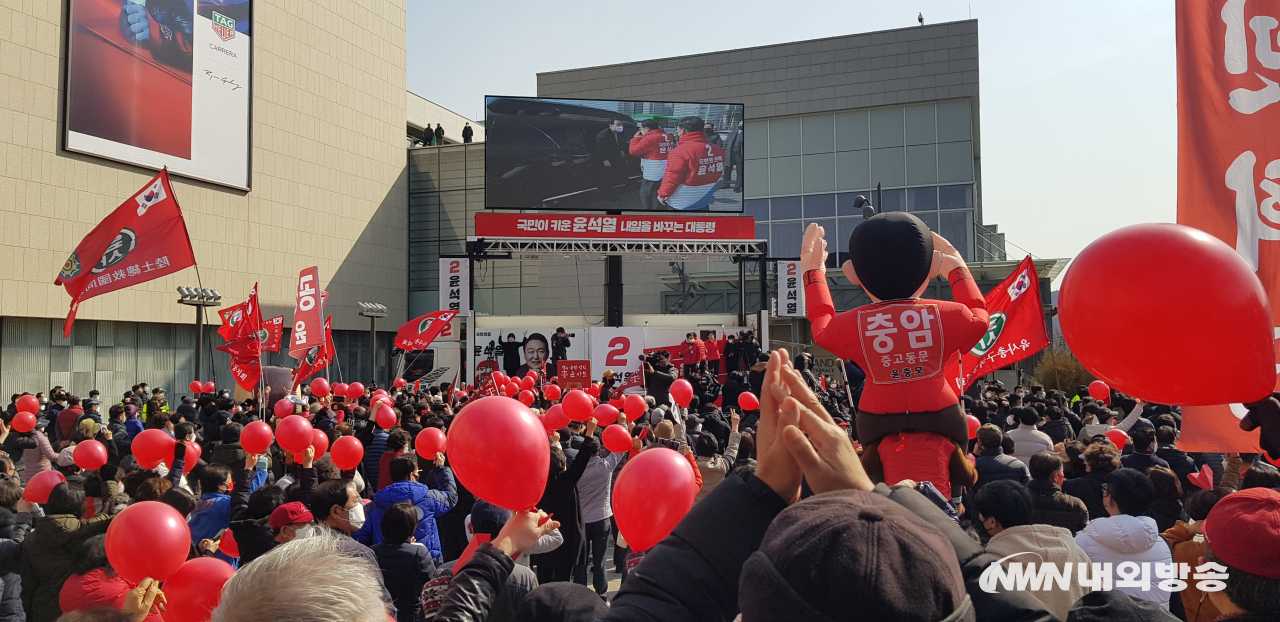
[641,350,678,407]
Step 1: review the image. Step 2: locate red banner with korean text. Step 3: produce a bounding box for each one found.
[55,169,197,337]
[1176,0,1276,451]
[217,283,263,342]
[954,256,1049,392]
[263,316,284,352]
[395,311,459,351]
[289,267,323,359]
[475,213,756,240]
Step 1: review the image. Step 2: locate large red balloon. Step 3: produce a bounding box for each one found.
[330,436,364,470]
[74,440,108,471]
[521,376,535,391]
[310,429,329,459]
[542,404,570,431]
[492,372,507,387]
[240,421,274,454]
[15,395,38,414]
[585,384,601,398]
[218,529,239,558]
[10,412,35,433]
[1105,428,1130,448]
[966,414,981,440]
[518,390,536,406]
[613,448,698,551]
[160,557,236,622]
[446,396,550,511]
[189,381,203,394]
[544,384,562,401]
[624,394,647,419]
[333,383,349,398]
[1059,223,1275,405]
[106,501,190,583]
[310,378,331,398]
[602,424,632,453]
[276,416,314,453]
[24,470,65,503]
[593,404,620,426]
[562,390,594,422]
[202,382,215,394]
[346,382,366,400]
[738,392,760,411]
[133,429,177,469]
[505,382,521,397]
[669,379,694,408]
[273,399,295,418]
[376,404,398,429]
[1088,380,1111,404]
[183,442,201,474]
[416,427,447,458]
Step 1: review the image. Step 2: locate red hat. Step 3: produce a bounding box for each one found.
[1203,487,1280,580]
[269,501,314,530]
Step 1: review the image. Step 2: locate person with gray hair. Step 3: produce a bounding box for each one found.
[212,529,392,622]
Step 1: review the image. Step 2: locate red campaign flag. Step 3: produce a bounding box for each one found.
[292,316,335,388]
[954,256,1049,392]
[216,301,248,341]
[216,334,263,361]
[262,316,285,352]
[216,283,263,342]
[55,169,197,337]
[473,372,501,399]
[289,267,323,359]
[229,357,262,392]
[395,311,459,351]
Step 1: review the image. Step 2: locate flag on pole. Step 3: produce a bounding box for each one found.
[395,311,459,351]
[292,315,335,388]
[262,316,285,352]
[289,267,323,359]
[55,169,197,337]
[217,283,263,342]
[954,256,1049,392]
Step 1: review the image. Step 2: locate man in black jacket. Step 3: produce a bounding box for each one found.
[595,118,630,196]
[642,352,678,407]
[1026,451,1089,534]
[461,122,474,143]
[1154,425,1197,493]
[974,424,1030,488]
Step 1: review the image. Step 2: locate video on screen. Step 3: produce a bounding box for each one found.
[485,96,745,212]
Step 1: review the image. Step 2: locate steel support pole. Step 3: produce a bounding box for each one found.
[369,316,377,386]
[195,306,205,382]
[737,259,746,327]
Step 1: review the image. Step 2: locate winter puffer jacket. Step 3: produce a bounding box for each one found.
[1074,514,1174,609]
[21,513,112,622]
[354,467,457,560]
[0,508,33,622]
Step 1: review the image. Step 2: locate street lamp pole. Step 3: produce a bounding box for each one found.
[177,287,222,383]
[358,302,388,386]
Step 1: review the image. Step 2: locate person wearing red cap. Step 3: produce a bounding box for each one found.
[1201,487,1280,620]
[269,501,314,544]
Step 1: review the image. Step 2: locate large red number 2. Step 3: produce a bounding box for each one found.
[606,337,630,367]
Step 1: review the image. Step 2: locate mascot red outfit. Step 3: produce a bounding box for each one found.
[801,214,985,496]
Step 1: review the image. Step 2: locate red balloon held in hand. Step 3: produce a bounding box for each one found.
[218,529,239,558]
[24,470,65,504]
[274,399,295,418]
[376,404,398,429]
[394,377,407,389]
[15,395,38,414]
[183,442,201,474]
[1059,223,1275,405]
[1105,428,1129,448]
[73,440,109,471]
[613,448,698,551]
[624,394,647,418]
[669,379,694,408]
[542,404,570,431]
[416,427,447,458]
[276,416,314,453]
[10,412,35,433]
[346,382,366,400]
[310,429,329,459]
[544,384,562,401]
[562,390,594,422]
[133,429,177,469]
[593,404,620,426]
[518,390,536,406]
[240,421,274,454]
[603,424,633,453]
[966,415,981,440]
[202,381,215,394]
[446,396,550,511]
[310,378,331,398]
[160,557,236,622]
[586,384,601,398]
[189,381,203,394]
[330,436,364,470]
[1088,381,1110,403]
[737,392,760,411]
[521,376,535,391]
[106,501,190,583]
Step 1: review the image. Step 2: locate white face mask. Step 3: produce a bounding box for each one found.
[346,502,366,529]
[1007,415,1016,426]
[293,526,313,540]
[612,125,624,133]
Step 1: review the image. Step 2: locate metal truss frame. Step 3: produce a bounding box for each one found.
[467,237,768,259]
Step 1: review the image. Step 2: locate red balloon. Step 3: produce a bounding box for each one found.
[521,376,535,391]
[593,404,620,425]
[1105,428,1130,448]
[333,382,349,398]
[202,381,215,394]
[376,404,398,429]
[737,392,760,411]
[160,557,236,622]
[106,501,190,583]
[309,429,329,459]
[240,421,274,454]
[613,448,698,551]
[273,398,295,418]
[446,396,550,511]
[966,414,982,440]
[526,369,539,379]
[1088,380,1110,403]
[24,470,65,503]
[394,378,407,388]
[189,381,203,394]
[518,390,536,406]
[624,394,647,419]
[1060,223,1275,405]
[506,382,521,397]
[276,415,314,453]
[310,378,331,398]
[492,372,507,387]
[544,384,562,401]
[183,442,201,474]
[542,404,570,431]
[562,390,594,422]
[346,382,366,400]
[73,440,109,471]
[218,529,239,558]
[586,384,601,397]
[416,427,447,458]
[603,424,633,453]
[609,397,625,410]
[669,379,694,408]
[330,436,364,470]
[133,429,177,469]
[10,412,35,433]
[15,395,38,414]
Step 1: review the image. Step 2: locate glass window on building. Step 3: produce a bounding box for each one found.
[907,187,938,212]
[880,188,906,212]
[905,144,938,186]
[915,211,939,232]
[835,110,869,151]
[835,217,862,266]
[936,100,973,143]
[939,184,974,210]
[802,114,835,154]
[744,198,769,221]
[869,107,904,148]
[836,192,870,216]
[802,153,835,193]
[905,104,936,146]
[771,221,804,258]
[937,141,974,183]
[940,210,973,261]
[770,196,801,220]
[744,159,768,198]
[803,194,835,218]
[769,156,802,196]
[769,117,802,157]
[745,120,769,160]
[870,146,905,187]
[836,150,870,190]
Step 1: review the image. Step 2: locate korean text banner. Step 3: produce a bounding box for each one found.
[65,0,251,189]
[439,258,470,316]
[777,261,805,317]
[471,327,587,386]
[1176,0,1277,452]
[485,96,745,213]
[289,267,323,359]
[474,213,756,240]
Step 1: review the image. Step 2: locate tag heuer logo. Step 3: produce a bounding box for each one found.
[91,229,137,274]
[970,312,1007,357]
[60,253,82,279]
[212,12,236,41]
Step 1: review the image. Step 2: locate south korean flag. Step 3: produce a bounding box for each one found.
[135,178,167,216]
[1007,270,1031,301]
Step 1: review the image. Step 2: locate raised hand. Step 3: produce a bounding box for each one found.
[800,223,828,274]
[757,349,803,504]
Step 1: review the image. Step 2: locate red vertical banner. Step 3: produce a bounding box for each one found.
[1176,0,1278,451]
[289,267,323,359]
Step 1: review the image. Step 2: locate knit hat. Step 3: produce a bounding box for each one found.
[738,490,972,622]
[269,501,314,529]
[468,500,510,537]
[512,583,608,622]
[1203,487,1280,580]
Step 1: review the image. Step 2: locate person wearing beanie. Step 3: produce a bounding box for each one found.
[974,424,1030,488]
[514,583,609,622]
[1074,468,1174,608]
[1200,487,1280,621]
[419,500,542,621]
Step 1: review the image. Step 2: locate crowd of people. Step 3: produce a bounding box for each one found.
[0,345,1277,622]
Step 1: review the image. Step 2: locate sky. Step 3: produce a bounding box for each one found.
[407,1,1177,269]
